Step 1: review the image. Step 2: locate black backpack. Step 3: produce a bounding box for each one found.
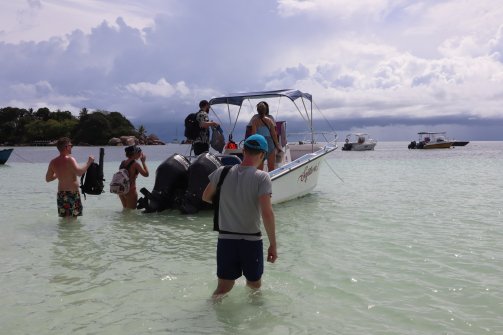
[80,162,104,197]
[184,112,201,140]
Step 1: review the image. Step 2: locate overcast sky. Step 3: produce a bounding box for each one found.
[1,0,503,141]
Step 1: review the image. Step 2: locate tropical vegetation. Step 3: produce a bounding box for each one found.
[0,106,148,145]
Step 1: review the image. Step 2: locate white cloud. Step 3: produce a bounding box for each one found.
[1,0,503,140]
[125,78,189,98]
[277,0,392,19]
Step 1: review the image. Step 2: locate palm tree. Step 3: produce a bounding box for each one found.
[137,124,147,144]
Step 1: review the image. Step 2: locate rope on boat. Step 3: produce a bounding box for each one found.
[313,101,337,132]
[13,150,35,163]
[323,159,344,183]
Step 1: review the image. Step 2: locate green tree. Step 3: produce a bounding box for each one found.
[79,107,88,120]
[105,111,137,138]
[0,107,29,143]
[50,110,74,122]
[73,112,112,145]
[35,107,51,121]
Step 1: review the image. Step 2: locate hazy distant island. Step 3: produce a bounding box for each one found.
[0,106,165,146]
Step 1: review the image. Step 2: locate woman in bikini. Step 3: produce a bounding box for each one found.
[249,102,282,171]
[119,145,149,209]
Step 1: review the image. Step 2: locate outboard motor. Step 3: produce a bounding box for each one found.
[137,154,190,213]
[180,152,222,214]
[408,141,416,149]
[342,142,352,151]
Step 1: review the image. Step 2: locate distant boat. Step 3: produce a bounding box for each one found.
[342,133,377,151]
[408,132,454,149]
[171,127,180,144]
[0,148,14,164]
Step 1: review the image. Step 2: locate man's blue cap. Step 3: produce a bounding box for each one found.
[244,134,268,153]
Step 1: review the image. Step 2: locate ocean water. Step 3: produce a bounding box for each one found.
[1,142,502,335]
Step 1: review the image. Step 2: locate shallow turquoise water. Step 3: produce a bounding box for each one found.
[1,142,502,334]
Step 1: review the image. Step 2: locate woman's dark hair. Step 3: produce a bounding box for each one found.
[257,102,268,117]
[262,101,269,115]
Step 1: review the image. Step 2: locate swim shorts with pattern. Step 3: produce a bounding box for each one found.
[57,191,83,217]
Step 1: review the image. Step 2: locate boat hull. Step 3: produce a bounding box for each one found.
[342,142,376,151]
[423,142,453,149]
[0,149,14,164]
[270,145,336,204]
[452,141,469,146]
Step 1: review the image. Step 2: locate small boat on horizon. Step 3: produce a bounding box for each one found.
[408,132,454,149]
[342,133,377,151]
[0,148,14,164]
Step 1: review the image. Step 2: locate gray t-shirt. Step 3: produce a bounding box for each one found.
[208,165,272,240]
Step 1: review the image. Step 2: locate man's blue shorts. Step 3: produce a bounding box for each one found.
[216,238,264,282]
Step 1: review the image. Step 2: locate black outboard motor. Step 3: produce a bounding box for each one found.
[180,152,222,214]
[342,142,352,151]
[408,141,416,149]
[137,153,190,213]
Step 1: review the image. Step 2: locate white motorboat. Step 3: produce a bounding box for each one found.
[209,89,338,204]
[342,133,377,151]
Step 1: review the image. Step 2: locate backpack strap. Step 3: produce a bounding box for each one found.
[212,165,232,232]
[120,159,135,170]
[80,172,87,199]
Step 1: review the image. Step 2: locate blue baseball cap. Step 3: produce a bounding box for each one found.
[244,134,268,153]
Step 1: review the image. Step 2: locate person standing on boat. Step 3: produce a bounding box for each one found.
[249,101,275,124]
[202,134,278,300]
[45,137,94,218]
[249,102,282,171]
[118,145,149,209]
[193,100,219,155]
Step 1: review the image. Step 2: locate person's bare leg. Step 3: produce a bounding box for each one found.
[212,278,235,300]
[267,152,276,171]
[126,191,138,209]
[119,194,127,208]
[246,279,261,290]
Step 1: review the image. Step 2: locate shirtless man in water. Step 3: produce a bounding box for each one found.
[45,137,94,218]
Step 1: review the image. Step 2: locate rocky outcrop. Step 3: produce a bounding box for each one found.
[146,134,165,145]
[108,137,122,146]
[108,135,165,146]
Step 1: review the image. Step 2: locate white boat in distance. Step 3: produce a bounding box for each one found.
[209,89,338,204]
[342,133,377,151]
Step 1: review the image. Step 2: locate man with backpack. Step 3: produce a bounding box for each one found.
[45,137,94,218]
[191,100,219,155]
[202,134,278,300]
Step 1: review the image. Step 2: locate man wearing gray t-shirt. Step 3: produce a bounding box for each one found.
[203,134,278,300]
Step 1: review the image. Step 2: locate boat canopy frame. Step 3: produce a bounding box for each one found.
[208,89,314,145]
